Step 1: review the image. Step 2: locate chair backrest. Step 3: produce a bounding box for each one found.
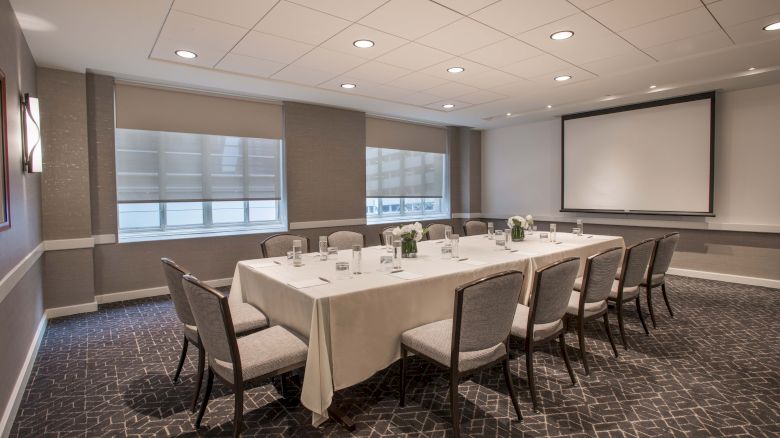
[580,247,623,304]
[453,271,523,357]
[426,223,448,240]
[261,234,309,258]
[619,238,655,289]
[649,232,679,276]
[161,258,196,327]
[529,257,580,326]
[463,220,487,236]
[379,226,396,245]
[182,274,241,378]
[328,230,365,250]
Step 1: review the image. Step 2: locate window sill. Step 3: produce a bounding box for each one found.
[366,214,451,225]
[118,224,288,243]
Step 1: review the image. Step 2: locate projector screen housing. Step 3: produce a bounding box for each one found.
[561,92,715,216]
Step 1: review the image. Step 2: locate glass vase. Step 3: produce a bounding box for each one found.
[401,237,417,258]
[511,225,525,242]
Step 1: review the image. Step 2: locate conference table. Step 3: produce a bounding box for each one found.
[228,231,624,426]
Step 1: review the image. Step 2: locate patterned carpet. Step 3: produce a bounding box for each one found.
[10,276,780,437]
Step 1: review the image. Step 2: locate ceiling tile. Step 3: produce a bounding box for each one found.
[150,38,226,67]
[424,99,471,111]
[721,13,780,44]
[644,30,733,61]
[344,60,411,83]
[172,0,277,29]
[157,10,248,53]
[619,7,721,49]
[419,57,493,82]
[417,18,506,55]
[388,72,448,91]
[291,47,366,75]
[215,53,286,77]
[470,0,579,35]
[271,64,336,85]
[567,0,611,9]
[587,0,701,32]
[254,1,350,45]
[430,0,499,15]
[376,42,454,70]
[393,91,442,106]
[356,84,417,100]
[425,81,480,99]
[500,54,573,79]
[548,33,640,65]
[287,0,389,21]
[451,69,519,88]
[578,50,655,76]
[359,0,462,40]
[231,31,315,64]
[706,0,780,27]
[456,89,507,105]
[488,78,544,96]
[320,24,408,59]
[462,37,542,68]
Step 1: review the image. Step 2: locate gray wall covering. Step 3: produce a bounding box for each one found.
[448,126,482,215]
[86,73,116,236]
[0,0,43,424]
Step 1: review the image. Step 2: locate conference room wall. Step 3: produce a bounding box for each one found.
[482,83,780,281]
[0,0,44,427]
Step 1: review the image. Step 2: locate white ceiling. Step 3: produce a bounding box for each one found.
[11,0,780,129]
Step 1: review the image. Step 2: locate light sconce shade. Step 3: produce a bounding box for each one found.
[21,93,42,173]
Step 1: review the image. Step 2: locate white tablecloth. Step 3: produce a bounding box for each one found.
[228,232,624,425]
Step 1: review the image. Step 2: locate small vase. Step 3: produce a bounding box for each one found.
[511,225,525,242]
[401,237,417,258]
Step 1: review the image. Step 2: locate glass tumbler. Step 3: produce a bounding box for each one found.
[451,234,460,258]
[319,236,328,260]
[351,245,362,275]
[488,222,495,239]
[549,224,557,242]
[383,230,394,253]
[504,229,511,250]
[444,225,452,242]
[495,230,505,248]
[577,219,584,236]
[392,240,402,269]
[292,240,303,267]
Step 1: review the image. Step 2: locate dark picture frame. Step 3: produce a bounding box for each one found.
[0,68,10,232]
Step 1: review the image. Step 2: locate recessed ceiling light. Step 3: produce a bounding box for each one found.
[748,67,756,71]
[353,39,374,48]
[547,105,552,109]
[554,75,572,81]
[550,30,574,40]
[175,50,197,59]
[763,21,780,31]
[506,112,512,116]
[341,83,356,89]
[447,66,465,73]
[442,104,455,109]
[649,85,657,89]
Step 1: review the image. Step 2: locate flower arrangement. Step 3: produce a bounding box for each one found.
[507,216,528,229]
[392,222,427,242]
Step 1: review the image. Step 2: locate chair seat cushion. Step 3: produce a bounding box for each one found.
[230,302,269,334]
[608,280,639,301]
[213,326,308,383]
[566,291,607,318]
[183,324,198,344]
[401,319,506,373]
[510,304,563,341]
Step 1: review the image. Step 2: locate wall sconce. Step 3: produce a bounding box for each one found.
[21,93,42,173]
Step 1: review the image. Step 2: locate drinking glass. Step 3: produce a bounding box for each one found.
[383,230,394,253]
[335,260,351,279]
[444,225,452,242]
[440,244,453,259]
[495,230,505,248]
[451,234,460,258]
[319,236,328,260]
[504,229,512,250]
[327,246,339,258]
[392,240,402,269]
[549,224,557,242]
[576,218,584,235]
[351,245,362,275]
[487,222,495,240]
[572,227,581,235]
[292,240,303,267]
[379,255,393,272]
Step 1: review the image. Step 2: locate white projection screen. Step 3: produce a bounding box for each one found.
[562,93,714,215]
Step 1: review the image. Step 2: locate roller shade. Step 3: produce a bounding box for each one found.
[115,83,282,139]
[366,147,444,198]
[366,117,446,153]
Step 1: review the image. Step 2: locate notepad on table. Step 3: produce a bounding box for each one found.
[389,271,424,280]
[461,259,487,266]
[246,260,278,269]
[288,278,329,289]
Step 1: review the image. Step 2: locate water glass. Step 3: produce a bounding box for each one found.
[444,225,452,242]
[383,230,394,253]
[351,244,362,275]
[327,246,339,258]
[440,244,453,259]
[504,229,512,250]
[335,260,351,279]
[549,224,557,242]
[379,255,393,272]
[487,222,495,240]
[577,219,584,235]
[572,227,581,236]
[292,240,303,267]
[451,234,460,258]
[286,250,294,264]
[495,230,505,248]
[392,240,402,270]
[319,236,328,260]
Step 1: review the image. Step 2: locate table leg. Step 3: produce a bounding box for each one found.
[328,405,355,431]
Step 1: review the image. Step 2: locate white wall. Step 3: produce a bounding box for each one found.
[482,83,780,233]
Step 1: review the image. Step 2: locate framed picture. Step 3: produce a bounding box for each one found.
[0,68,9,232]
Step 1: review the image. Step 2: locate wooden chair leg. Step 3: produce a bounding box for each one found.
[526,346,540,413]
[502,358,523,422]
[603,313,618,358]
[577,318,589,376]
[279,373,286,398]
[617,304,629,351]
[399,345,407,407]
[195,368,214,429]
[559,334,577,386]
[233,382,244,438]
[661,283,674,318]
[635,296,649,335]
[191,344,205,412]
[646,285,658,328]
[174,337,188,383]
[449,371,461,438]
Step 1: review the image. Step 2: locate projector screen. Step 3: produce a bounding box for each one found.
[562,92,714,215]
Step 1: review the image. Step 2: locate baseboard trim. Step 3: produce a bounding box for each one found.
[0,243,44,306]
[668,268,780,289]
[289,218,366,229]
[0,315,47,438]
[95,277,233,304]
[45,301,98,319]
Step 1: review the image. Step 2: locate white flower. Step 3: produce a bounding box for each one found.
[525,215,534,226]
[507,215,527,229]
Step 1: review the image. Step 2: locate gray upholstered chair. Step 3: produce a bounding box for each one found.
[261,234,309,258]
[565,247,622,375]
[426,223,448,240]
[379,226,396,246]
[643,232,679,327]
[327,230,365,250]
[183,275,307,437]
[463,220,487,236]
[511,257,579,412]
[161,258,269,412]
[399,271,524,437]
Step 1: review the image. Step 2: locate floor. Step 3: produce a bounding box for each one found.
[9,276,780,437]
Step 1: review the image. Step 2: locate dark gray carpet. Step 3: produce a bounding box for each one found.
[9,276,780,437]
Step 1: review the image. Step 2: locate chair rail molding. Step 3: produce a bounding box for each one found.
[290,218,366,230]
[0,242,44,305]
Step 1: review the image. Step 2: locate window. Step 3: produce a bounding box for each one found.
[116,129,286,241]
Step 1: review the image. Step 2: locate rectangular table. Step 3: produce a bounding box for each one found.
[229,232,624,425]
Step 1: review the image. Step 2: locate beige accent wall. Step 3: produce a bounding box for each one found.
[86,73,117,236]
[448,126,482,214]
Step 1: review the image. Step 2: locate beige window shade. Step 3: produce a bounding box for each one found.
[115,83,282,139]
[366,117,446,153]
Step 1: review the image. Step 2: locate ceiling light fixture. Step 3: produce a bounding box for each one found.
[353,39,374,48]
[763,21,780,31]
[442,104,455,109]
[447,66,465,73]
[550,30,574,40]
[649,85,657,89]
[554,75,572,81]
[506,112,512,116]
[175,50,197,59]
[547,105,552,109]
[748,67,756,71]
[340,83,356,89]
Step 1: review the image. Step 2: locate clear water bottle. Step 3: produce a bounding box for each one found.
[351,244,362,275]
